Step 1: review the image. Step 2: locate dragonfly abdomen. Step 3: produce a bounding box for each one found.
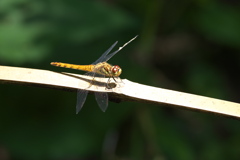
[51,62,94,72]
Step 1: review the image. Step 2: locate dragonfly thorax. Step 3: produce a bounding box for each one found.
[93,62,122,77]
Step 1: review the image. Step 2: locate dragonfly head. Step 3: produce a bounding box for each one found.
[111,65,122,77]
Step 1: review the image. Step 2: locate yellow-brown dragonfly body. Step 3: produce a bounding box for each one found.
[50,62,122,77]
[51,36,137,113]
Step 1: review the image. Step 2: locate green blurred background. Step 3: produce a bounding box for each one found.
[1,0,240,159]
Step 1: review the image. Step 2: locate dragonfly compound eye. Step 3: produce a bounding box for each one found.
[111,65,122,76]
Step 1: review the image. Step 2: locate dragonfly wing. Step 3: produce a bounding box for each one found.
[75,71,96,113]
[76,71,105,113]
[95,91,108,112]
[92,41,118,64]
[76,89,89,114]
[105,35,138,62]
[104,49,122,62]
[93,73,109,112]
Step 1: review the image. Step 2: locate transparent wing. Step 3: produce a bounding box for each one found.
[75,72,95,114]
[92,41,118,64]
[95,91,108,112]
[76,89,88,114]
[92,73,109,112]
[104,35,138,62]
[104,49,122,62]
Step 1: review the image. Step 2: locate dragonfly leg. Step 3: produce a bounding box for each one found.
[111,76,123,83]
[112,76,118,82]
[106,77,119,90]
[113,76,124,88]
[119,77,124,84]
[106,77,112,89]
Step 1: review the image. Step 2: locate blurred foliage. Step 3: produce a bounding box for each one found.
[1,0,240,160]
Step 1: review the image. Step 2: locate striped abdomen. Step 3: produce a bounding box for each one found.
[50,62,94,72]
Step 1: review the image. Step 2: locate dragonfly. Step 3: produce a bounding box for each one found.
[51,36,137,113]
